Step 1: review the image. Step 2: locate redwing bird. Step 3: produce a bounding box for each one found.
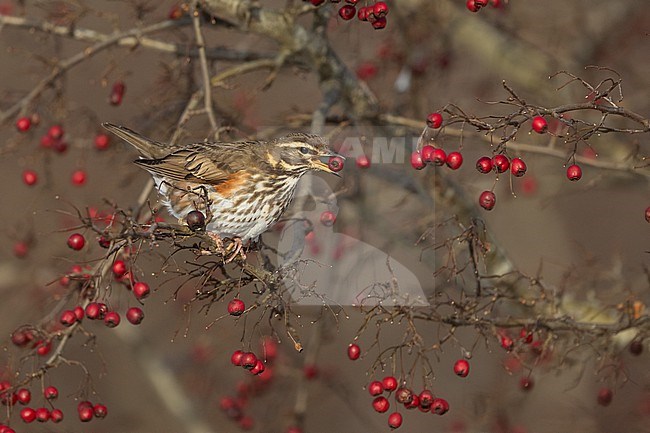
[102,123,342,260]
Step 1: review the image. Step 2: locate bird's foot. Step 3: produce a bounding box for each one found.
[206,232,227,257]
[224,237,246,263]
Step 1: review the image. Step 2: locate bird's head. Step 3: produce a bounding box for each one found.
[265,133,343,176]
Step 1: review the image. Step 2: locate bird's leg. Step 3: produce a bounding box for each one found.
[206,232,227,257]
[224,237,246,263]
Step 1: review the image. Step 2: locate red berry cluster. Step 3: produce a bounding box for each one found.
[367,375,449,429]
[77,400,108,422]
[9,328,51,357]
[308,1,390,29]
[0,383,69,427]
[411,114,463,171]
[231,350,266,375]
[221,338,277,430]
[38,124,68,153]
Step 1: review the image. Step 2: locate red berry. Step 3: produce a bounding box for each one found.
[338,5,356,20]
[93,403,108,418]
[231,350,244,366]
[94,133,110,150]
[629,339,643,356]
[453,359,470,377]
[228,298,245,316]
[395,387,413,404]
[645,206,650,223]
[419,390,434,408]
[500,335,514,351]
[431,148,447,166]
[250,359,265,375]
[531,116,548,133]
[410,151,425,170]
[36,340,51,356]
[373,1,389,17]
[431,398,449,415]
[371,16,387,29]
[347,343,361,360]
[47,125,64,140]
[53,139,68,153]
[520,328,533,344]
[426,112,443,128]
[566,164,582,181]
[40,134,53,148]
[13,241,28,258]
[60,310,77,327]
[67,233,85,250]
[241,352,258,369]
[16,116,32,132]
[20,407,36,423]
[320,210,336,227]
[357,6,369,21]
[310,0,325,5]
[112,260,127,278]
[109,81,126,106]
[476,156,493,174]
[510,157,527,177]
[133,281,151,300]
[78,404,93,422]
[16,388,31,405]
[382,376,398,392]
[597,387,613,406]
[35,407,50,422]
[446,151,463,170]
[466,0,480,12]
[387,412,402,429]
[519,376,534,391]
[303,364,318,379]
[479,191,496,211]
[356,154,371,168]
[372,396,390,413]
[492,154,510,173]
[85,302,106,320]
[368,381,384,396]
[11,329,33,347]
[126,307,144,325]
[22,170,38,186]
[239,416,254,430]
[50,408,63,423]
[328,156,344,172]
[104,311,121,328]
[73,306,84,321]
[420,145,435,163]
[71,169,87,185]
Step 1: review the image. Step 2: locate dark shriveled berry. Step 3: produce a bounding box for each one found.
[395,387,413,404]
[186,210,206,231]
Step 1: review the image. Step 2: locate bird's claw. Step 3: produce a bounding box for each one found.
[224,237,246,263]
[205,233,246,263]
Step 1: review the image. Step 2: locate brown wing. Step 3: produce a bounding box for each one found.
[134,142,259,185]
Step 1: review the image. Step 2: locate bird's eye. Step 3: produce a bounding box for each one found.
[299,147,310,154]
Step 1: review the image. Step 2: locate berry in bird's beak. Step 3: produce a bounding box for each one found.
[327,156,344,173]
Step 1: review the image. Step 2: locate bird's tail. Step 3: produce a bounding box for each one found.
[102,123,169,159]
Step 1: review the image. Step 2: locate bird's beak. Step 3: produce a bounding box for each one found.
[312,151,345,177]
